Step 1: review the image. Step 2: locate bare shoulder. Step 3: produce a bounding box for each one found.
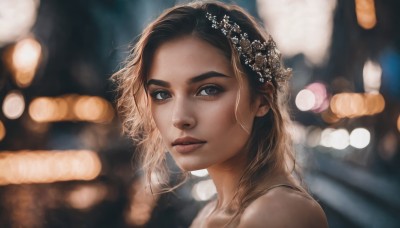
[238,187,328,228]
[190,200,216,228]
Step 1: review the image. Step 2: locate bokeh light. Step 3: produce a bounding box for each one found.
[350,128,371,149]
[363,59,382,93]
[321,108,340,124]
[2,91,25,119]
[330,129,350,150]
[74,96,114,123]
[320,128,350,150]
[397,115,400,133]
[0,150,101,185]
[295,89,316,111]
[29,94,114,123]
[257,0,337,65]
[363,93,385,115]
[379,132,398,161]
[306,127,322,148]
[67,184,108,210]
[0,0,40,46]
[191,179,216,201]
[29,97,68,122]
[190,169,209,177]
[306,82,329,112]
[320,128,335,148]
[355,0,377,29]
[0,120,6,141]
[11,37,42,87]
[125,179,159,226]
[330,93,385,118]
[290,122,306,145]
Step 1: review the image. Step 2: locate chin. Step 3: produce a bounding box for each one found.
[176,161,209,172]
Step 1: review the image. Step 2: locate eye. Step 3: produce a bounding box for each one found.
[197,85,223,96]
[150,90,171,101]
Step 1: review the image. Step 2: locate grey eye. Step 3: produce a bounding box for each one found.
[198,86,221,96]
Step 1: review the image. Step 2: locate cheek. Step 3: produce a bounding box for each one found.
[204,98,241,135]
[151,104,170,136]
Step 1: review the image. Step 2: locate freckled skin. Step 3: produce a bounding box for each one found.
[147,35,260,172]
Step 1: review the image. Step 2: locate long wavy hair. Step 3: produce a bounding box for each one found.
[113,0,296,225]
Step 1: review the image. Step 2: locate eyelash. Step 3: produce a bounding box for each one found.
[197,85,223,97]
[149,85,224,102]
[149,90,171,101]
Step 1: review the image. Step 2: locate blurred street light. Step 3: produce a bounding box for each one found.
[363,60,382,93]
[29,94,114,123]
[0,0,39,46]
[355,0,377,29]
[296,89,316,111]
[0,150,101,185]
[350,128,371,149]
[191,179,216,201]
[0,120,5,141]
[2,91,25,120]
[330,93,384,118]
[257,0,337,65]
[67,184,108,210]
[10,37,42,88]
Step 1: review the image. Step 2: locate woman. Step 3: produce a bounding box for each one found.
[113,1,328,227]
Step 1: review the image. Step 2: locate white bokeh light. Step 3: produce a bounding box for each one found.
[320,128,335,147]
[363,60,382,93]
[350,128,371,149]
[295,89,316,111]
[330,129,350,150]
[0,0,40,46]
[306,127,322,148]
[190,169,209,177]
[191,179,216,201]
[257,0,337,65]
[2,91,25,119]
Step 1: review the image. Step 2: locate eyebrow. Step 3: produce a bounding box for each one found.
[146,71,230,88]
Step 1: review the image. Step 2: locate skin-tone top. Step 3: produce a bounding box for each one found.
[191,183,328,228]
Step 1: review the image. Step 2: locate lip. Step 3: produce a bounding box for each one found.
[172,136,206,154]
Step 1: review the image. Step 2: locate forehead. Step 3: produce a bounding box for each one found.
[148,35,233,80]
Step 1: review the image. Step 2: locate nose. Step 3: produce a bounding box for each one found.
[172,97,196,130]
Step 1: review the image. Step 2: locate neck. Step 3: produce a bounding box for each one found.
[207,158,294,211]
[207,152,247,210]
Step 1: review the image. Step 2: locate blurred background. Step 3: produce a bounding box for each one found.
[0,0,399,227]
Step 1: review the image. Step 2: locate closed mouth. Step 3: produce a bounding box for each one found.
[171,137,206,147]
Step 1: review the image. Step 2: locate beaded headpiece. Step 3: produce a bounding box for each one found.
[206,12,291,84]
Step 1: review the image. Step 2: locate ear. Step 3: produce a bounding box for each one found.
[255,83,274,117]
[255,94,270,117]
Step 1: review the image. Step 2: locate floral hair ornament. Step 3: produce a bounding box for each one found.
[206,12,291,84]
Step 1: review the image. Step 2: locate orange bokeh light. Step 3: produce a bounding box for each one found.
[0,150,101,185]
[355,0,377,29]
[11,37,42,87]
[67,184,108,210]
[0,120,5,141]
[124,178,159,226]
[330,92,384,118]
[29,94,114,123]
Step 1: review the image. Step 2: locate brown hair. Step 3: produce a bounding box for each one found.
[112,0,295,225]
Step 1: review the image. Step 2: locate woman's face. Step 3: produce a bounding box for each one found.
[147,35,262,171]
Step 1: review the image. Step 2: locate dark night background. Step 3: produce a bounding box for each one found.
[0,0,400,227]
